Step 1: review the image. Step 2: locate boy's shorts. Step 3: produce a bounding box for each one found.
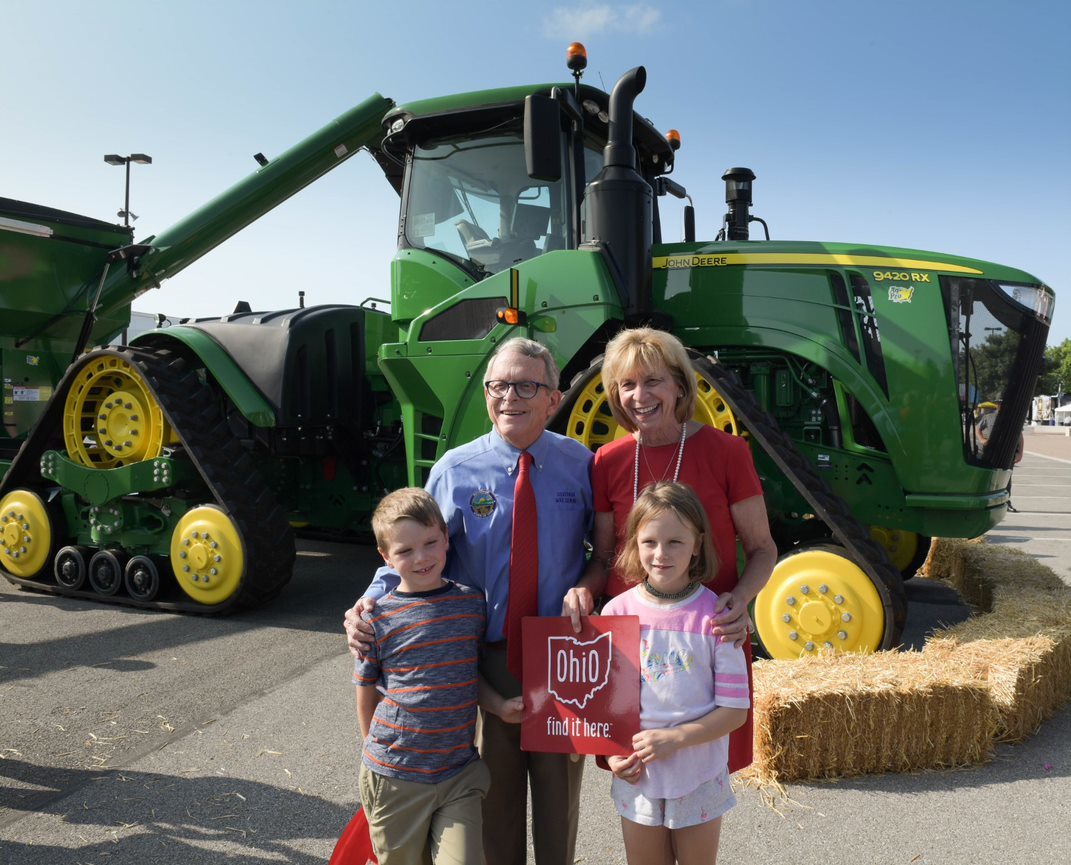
[359,757,490,863]
[611,769,735,829]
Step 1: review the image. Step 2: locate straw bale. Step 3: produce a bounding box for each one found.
[746,535,1071,785]
[919,539,1071,740]
[925,634,1071,742]
[920,535,971,582]
[749,652,995,782]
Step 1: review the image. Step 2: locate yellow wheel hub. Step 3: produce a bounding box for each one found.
[0,490,52,578]
[63,355,176,468]
[868,526,921,574]
[170,506,245,605]
[754,547,885,659]
[565,369,738,449]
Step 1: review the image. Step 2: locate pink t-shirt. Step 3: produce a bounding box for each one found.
[603,585,750,799]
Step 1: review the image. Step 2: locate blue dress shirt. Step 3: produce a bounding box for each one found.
[366,428,594,641]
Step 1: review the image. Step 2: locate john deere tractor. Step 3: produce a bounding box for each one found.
[0,48,1053,658]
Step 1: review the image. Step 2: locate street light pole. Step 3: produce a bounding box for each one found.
[103,153,152,227]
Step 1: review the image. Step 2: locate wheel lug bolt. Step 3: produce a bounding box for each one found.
[838,630,848,640]
[842,612,852,622]
[782,614,792,623]
[184,566,191,574]
[804,641,815,651]
[210,541,218,549]
[192,532,200,539]
[180,551,187,559]
[800,585,810,594]
[786,597,797,606]
[214,555,221,563]
[818,584,828,594]
[789,631,799,641]
[210,568,217,576]
[824,641,833,649]
[834,595,845,605]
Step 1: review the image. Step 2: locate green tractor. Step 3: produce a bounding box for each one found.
[0,52,1053,659]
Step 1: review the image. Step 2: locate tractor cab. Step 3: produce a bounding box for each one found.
[376,76,675,312]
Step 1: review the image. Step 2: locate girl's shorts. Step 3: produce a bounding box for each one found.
[611,769,735,829]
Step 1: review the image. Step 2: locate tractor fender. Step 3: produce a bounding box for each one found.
[132,326,276,427]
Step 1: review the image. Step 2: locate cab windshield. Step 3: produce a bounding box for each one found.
[403,134,570,276]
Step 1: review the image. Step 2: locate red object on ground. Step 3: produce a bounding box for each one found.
[329,806,378,865]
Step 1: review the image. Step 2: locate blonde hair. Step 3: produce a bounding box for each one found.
[372,487,447,550]
[601,328,696,432]
[617,482,719,585]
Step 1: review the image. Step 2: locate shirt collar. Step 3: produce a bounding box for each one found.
[489,428,550,474]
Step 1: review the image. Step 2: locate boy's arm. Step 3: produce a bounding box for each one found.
[354,619,383,739]
[478,675,524,724]
[355,685,382,740]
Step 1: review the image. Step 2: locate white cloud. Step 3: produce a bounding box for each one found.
[542,4,663,40]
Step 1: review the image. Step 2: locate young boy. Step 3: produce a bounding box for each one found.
[354,487,520,865]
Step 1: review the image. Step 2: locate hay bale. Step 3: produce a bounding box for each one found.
[748,652,995,783]
[920,539,1071,741]
[747,535,1071,786]
[925,636,1071,742]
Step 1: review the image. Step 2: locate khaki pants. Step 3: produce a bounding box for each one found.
[359,758,490,865]
[479,643,584,865]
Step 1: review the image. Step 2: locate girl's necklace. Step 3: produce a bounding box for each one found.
[633,422,687,504]
[643,579,700,601]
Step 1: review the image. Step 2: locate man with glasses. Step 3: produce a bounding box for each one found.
[344,337,598,865]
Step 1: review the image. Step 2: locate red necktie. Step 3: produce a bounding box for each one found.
[507,451,539,681]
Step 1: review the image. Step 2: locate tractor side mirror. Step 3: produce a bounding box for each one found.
[524,94,562,182]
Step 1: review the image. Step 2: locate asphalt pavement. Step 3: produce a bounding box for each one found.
[1,431,1069,864]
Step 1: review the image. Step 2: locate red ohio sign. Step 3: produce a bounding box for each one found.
[520,616,640,756]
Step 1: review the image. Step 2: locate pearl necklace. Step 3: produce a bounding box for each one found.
[632,422,688,504]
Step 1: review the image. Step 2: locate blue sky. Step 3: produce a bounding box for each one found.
[4,0,1069,345]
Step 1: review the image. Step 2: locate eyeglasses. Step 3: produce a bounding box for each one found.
[484,380,549,399]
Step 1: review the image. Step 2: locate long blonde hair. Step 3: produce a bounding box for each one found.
[617,482,718,585]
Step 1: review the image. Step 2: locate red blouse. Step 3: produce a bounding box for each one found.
[593,425,764,598]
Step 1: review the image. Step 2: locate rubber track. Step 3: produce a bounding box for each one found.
[688,353,907,649]
[0,346,295,613]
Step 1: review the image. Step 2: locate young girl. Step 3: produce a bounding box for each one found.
[603,482,750,865]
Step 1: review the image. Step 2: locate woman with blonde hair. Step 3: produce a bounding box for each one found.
[564,327,776,773]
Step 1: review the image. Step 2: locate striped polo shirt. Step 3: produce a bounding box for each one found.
[355,581,486,784]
